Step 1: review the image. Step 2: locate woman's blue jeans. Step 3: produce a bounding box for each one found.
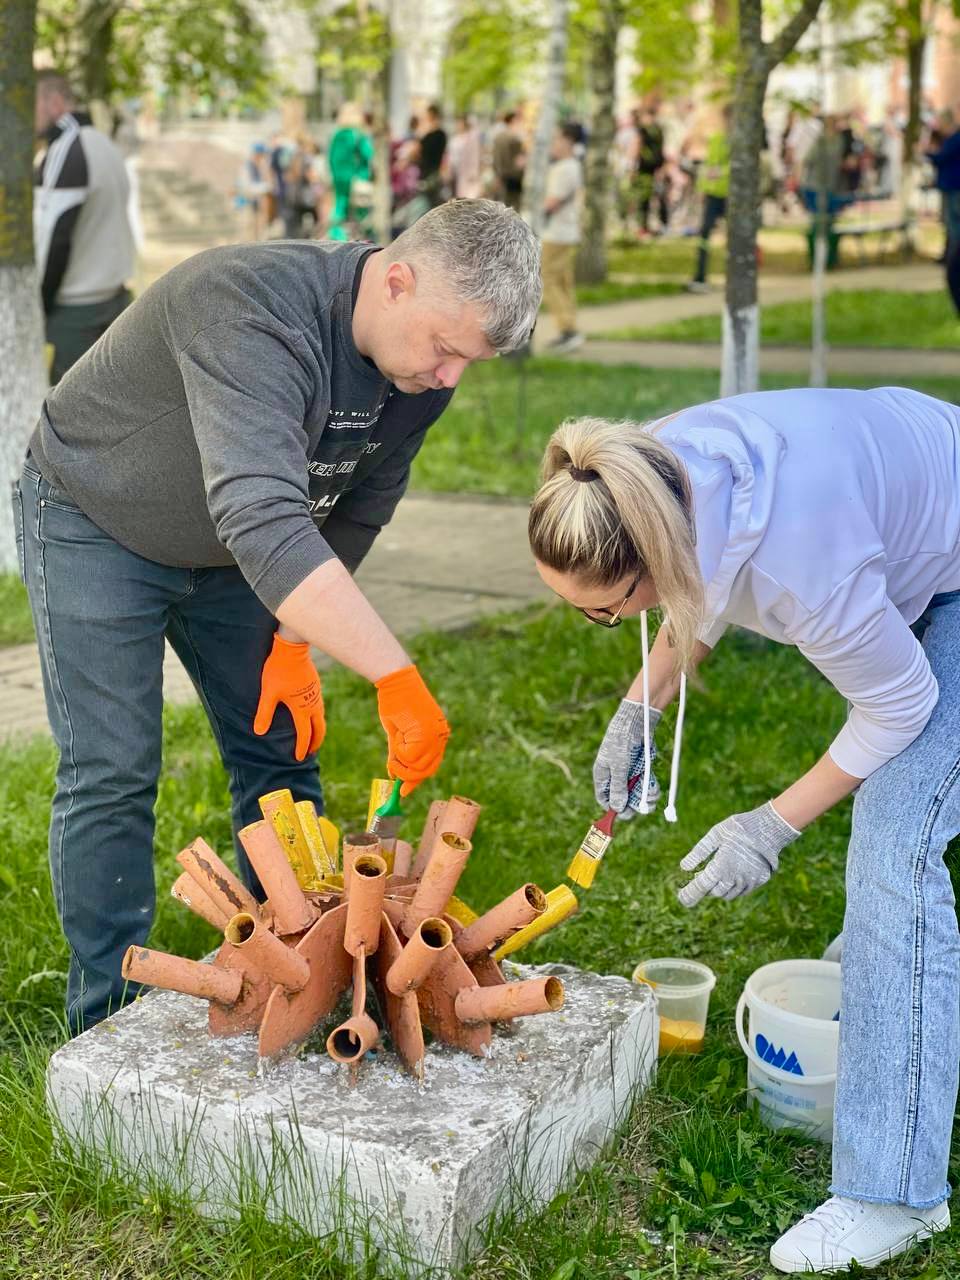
[14,464,324,1034]
[831,590,960,1207]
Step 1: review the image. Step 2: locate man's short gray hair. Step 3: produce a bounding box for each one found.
[387,199,542,353]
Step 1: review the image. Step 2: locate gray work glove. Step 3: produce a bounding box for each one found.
[677,801,800,908]
[593,699,662,818]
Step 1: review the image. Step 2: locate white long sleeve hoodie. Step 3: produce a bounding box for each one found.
[656,387,960,780]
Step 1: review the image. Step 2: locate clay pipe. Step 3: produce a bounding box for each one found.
[176,838,260,922]
[122,945,242,1006]
[412,795,481,877]
[454,975,565,1025]
[259,788,315,888]
[402,832,472,936]
[238,820,317,936]
[344,853,387,957]
[326,1011,380,1064]
[455,884,547,962]
[385,916,452,995]
[391,839,415,879]
[223,912,310,992]
[170,872,229,931]
[342,830,381,898]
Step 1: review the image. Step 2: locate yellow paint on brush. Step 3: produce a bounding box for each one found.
[658,1017,705,1054]
[365,779,395,830]
[294,800,338,879]
[444,894,479,926]
[365,779,396,871]
[492,885,578,960]
[258,789,315,888]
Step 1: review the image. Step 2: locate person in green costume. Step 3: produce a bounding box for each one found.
[328,102,375,241]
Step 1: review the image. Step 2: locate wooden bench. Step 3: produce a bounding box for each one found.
[832,219,913,264]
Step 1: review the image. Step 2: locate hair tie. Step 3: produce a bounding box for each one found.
[568,466,599,482]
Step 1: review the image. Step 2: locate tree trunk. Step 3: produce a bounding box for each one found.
[721,0,822,396]
[525,0,570,237]
[721,69,767,396]
[0,0,47,574]
[899,0,926,250]
[80,0,117,108]
[576,0,622,284]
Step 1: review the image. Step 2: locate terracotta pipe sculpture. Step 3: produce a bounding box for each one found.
[385,916,452,995]
[342,830,381,897]
[122,945,242,1005]
[238,820,317,936]
[176,838,260,922]
[141,787,574,1079]
[294,799,338,879]
[224,912,310,992]
[259,788,316,888]
[403,832,471,936]
[455,883,547,961]
[492,885,579,961]
[170,871,229,931]
[412,796,481,877]
[455,975,565,1024]
[344,853,387,957]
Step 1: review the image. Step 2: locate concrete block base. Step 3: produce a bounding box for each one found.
[46,961,657,1274]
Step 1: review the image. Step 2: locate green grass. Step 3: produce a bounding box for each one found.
[598,290,960,348]
[574,278,685,307]
[410,357,960,500]
[0,571,35,646]
[1,607,957,1277]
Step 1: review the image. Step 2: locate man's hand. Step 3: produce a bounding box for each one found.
[677,802,800,908]
[254,634,325,762]
[375,664,450,797]
[593,700,662,817]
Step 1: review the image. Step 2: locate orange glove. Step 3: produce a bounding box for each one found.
[375,663,450,797]
[254,634,325,762]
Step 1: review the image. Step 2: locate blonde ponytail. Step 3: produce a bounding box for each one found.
[528,416,703,673]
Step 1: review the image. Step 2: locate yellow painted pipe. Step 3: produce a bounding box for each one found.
[294,799,338,880]
[492,885,578,961]
[259,789,315,889]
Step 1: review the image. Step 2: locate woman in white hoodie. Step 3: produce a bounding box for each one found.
[528,386,960,1275]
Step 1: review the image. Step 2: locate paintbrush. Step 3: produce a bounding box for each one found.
[369,777,404,842]
[566,772,644,889]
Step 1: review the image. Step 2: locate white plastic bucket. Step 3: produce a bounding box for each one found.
[735,959,841,1143]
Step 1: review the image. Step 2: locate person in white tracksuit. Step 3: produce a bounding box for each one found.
[528,387,960,1274]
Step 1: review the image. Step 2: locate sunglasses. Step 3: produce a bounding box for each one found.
[578,575,640,628]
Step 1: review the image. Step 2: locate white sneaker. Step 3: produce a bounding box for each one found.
[770,1195,950,1273]
[685,280,710,293]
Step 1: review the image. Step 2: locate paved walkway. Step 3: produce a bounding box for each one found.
[534,260,944,347]
[0,494,551,740]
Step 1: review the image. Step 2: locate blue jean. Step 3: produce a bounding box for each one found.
[14,464,324,1033]
[831,590,960,1207]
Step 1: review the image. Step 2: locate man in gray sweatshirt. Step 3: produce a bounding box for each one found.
[15,198,542,1032]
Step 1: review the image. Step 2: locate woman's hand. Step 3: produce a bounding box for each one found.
[677,801,800,907]
[593,700,662,816]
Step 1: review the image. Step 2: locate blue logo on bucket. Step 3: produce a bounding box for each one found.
[755,1033,804,1075]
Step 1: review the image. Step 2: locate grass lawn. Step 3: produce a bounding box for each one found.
[4,358,960,652]
[3,605,958,1277]
[597,290,960,349]
[410,356,960,500]
[575,278,686,307]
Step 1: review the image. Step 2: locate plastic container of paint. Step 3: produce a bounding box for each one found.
[632,957,716,1055]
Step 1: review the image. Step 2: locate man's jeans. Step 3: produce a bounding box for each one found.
[831,590,960,1208]
[14,464,324,1033]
